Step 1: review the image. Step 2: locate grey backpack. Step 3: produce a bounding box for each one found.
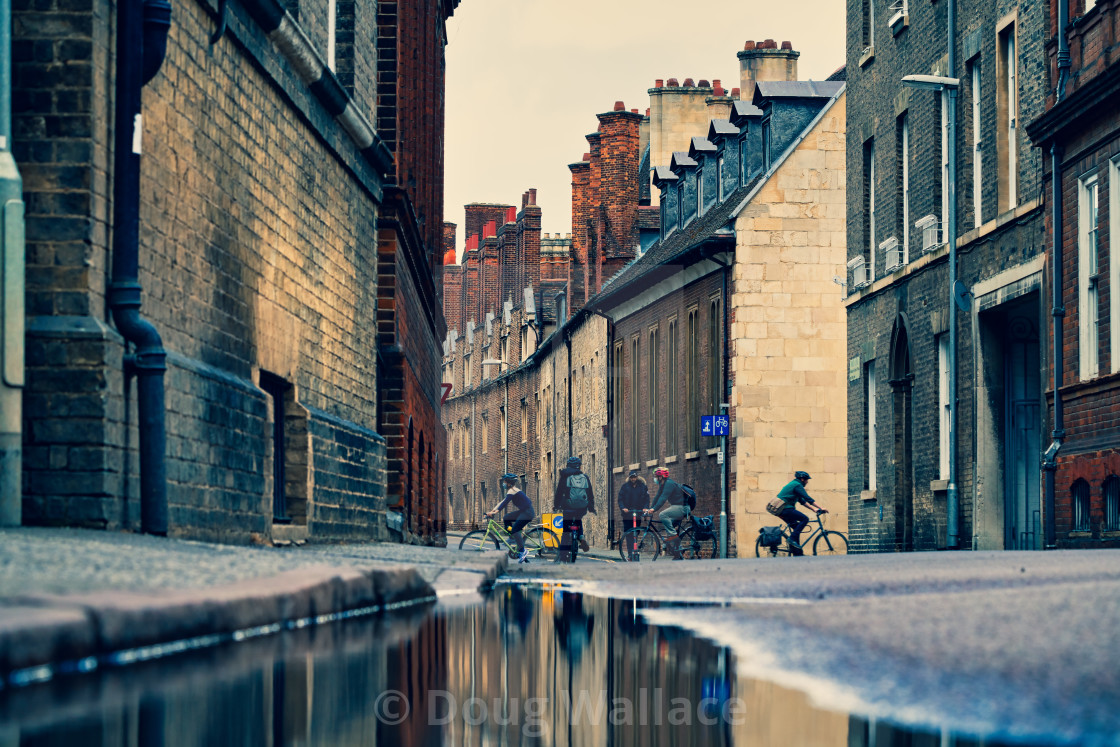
[566,473,591,509]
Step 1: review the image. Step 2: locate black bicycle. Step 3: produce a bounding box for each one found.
[755,513,847,557]
[618,512,717,561]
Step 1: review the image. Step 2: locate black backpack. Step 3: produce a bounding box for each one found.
[693,515,715,539]
[680,484,697,511]
[759,526,783,547]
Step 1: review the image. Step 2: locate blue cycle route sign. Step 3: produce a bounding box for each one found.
[713,415,729,436]
[701,416,714,437]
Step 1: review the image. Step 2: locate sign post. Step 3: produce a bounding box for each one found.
[715,408,730,558]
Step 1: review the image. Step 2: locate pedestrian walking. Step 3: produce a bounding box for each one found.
[554,456,596,562]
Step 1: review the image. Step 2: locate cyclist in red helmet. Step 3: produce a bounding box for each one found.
[644,467,689,560]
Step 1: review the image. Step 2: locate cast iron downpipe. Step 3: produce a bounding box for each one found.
[1043,0,1071,549]
[110,0,171,535]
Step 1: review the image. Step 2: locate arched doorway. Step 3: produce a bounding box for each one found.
[889,316,914,552]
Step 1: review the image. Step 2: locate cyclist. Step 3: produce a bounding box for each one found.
[486,473,534,563]
[618,469,649,560]
[554,456,596,562]
[644,467,689,560]
[774,470,827,556]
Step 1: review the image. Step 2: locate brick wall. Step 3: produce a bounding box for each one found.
[18,0,393,542]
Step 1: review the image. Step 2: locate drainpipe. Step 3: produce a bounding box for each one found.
[589,308,616,545]
[110,0,171,535]
[1043,0,1071,550]
[0,0,25,526]
[946,0,960,549]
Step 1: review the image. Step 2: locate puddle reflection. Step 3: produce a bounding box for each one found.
[0,586,1038,746]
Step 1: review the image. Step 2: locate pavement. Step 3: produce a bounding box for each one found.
[0,527,508,683]
[503,548,1120,745]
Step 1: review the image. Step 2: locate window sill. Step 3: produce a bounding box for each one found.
[665,455,679,464]
[629,463,641,471]
[930,479,949,493]
[889,12,909,35]
[706,447,720,456]
[859,46,875,68]
[861,489,877,501]
[613,466,626,474]
[685,451,700,461]
[1069,531,1092,538]
[645,459,659,468]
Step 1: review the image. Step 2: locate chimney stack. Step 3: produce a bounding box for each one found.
[738,39,800,102]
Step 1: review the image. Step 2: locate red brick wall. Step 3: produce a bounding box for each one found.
[569,159,591,317]
[1045,0,1119,110]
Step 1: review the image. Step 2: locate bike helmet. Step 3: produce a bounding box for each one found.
[500,473,518,484]
[795,470,811,480]
[567,456,582,468]
[654,467,669,479]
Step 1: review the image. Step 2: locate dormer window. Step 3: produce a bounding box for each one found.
[762,118,772,171]
[697,168,704,217]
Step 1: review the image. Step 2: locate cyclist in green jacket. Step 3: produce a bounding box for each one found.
[775,471,827,556]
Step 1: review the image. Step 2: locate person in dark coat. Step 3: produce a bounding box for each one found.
[553,456,596,562]
[645,467,689,559]
[618,470,649,560]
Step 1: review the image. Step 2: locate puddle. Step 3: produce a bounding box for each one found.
[0,586,1076,745]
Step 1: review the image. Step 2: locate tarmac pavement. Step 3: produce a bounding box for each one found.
[0,527,508,683]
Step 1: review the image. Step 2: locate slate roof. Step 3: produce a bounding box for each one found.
[651,165,678,187]
[729,100,763,126]
[638,144,652,204]
[670,151,698,171]
[689,136,718,158]
[752,80,845,105]
[707,118,740,142]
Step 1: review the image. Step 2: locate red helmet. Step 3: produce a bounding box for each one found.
[654,467,669,479]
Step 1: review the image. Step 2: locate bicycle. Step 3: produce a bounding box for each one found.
[618,512,718,561]
[755,513,847,557]
[458,516,560,560]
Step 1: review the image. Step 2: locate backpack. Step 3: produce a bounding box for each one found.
[681,484,698,511]
[693,515,715,539]
[566,473,591,509]
[759,526,783,547]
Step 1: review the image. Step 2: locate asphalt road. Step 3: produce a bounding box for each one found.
[502,549,1120,746]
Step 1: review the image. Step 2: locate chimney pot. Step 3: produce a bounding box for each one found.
[763,38,776,49]
[667,77,679,87]
[631,108,639,113]
[744,40,756,50]
[683,77,695,87]
[655,78,664,87]
[583,153,591,161]
[506,206,516,224]
[781,40,793,50]
[731,87,741,98]
[529,188,537,205]
[646,108,651,116]
[614,100,625,111]
[698,79,710,88]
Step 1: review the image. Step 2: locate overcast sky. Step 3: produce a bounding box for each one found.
[443,0,846,253]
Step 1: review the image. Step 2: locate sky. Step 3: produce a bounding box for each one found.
[443,0,846,254]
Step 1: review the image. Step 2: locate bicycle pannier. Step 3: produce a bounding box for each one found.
[566,473,591,509]
[765,496,786,516]
[759,526,783,547]
[681,484,698,511]
[693,515,715,539]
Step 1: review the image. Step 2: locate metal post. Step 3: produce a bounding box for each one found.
[0,0,24,526]
[719,403,728,558]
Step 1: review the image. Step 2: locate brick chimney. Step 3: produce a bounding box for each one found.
[738,39,800,102]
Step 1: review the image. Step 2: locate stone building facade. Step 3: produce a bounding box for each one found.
[1027,0,1120,547]
[844,0,1049,551]
[17,0,457,541]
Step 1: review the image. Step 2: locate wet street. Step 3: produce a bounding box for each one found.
[3,550,1120,746]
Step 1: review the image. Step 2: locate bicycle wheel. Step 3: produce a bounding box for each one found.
[458,530,500,552]
[523,527,560,559]
[754,535,780,557]
[679,528,717,559]
[618,528,661,561]
[813,530,848,556]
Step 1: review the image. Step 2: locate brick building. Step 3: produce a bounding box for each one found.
[844,0,1049,551]
[1027,0,1120,547]
[17,0,458,541]
[443,43,848,556]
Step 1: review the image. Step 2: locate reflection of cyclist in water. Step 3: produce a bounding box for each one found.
[554,592,595,663]
[616,599,647,640]
[503,586,536,638]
